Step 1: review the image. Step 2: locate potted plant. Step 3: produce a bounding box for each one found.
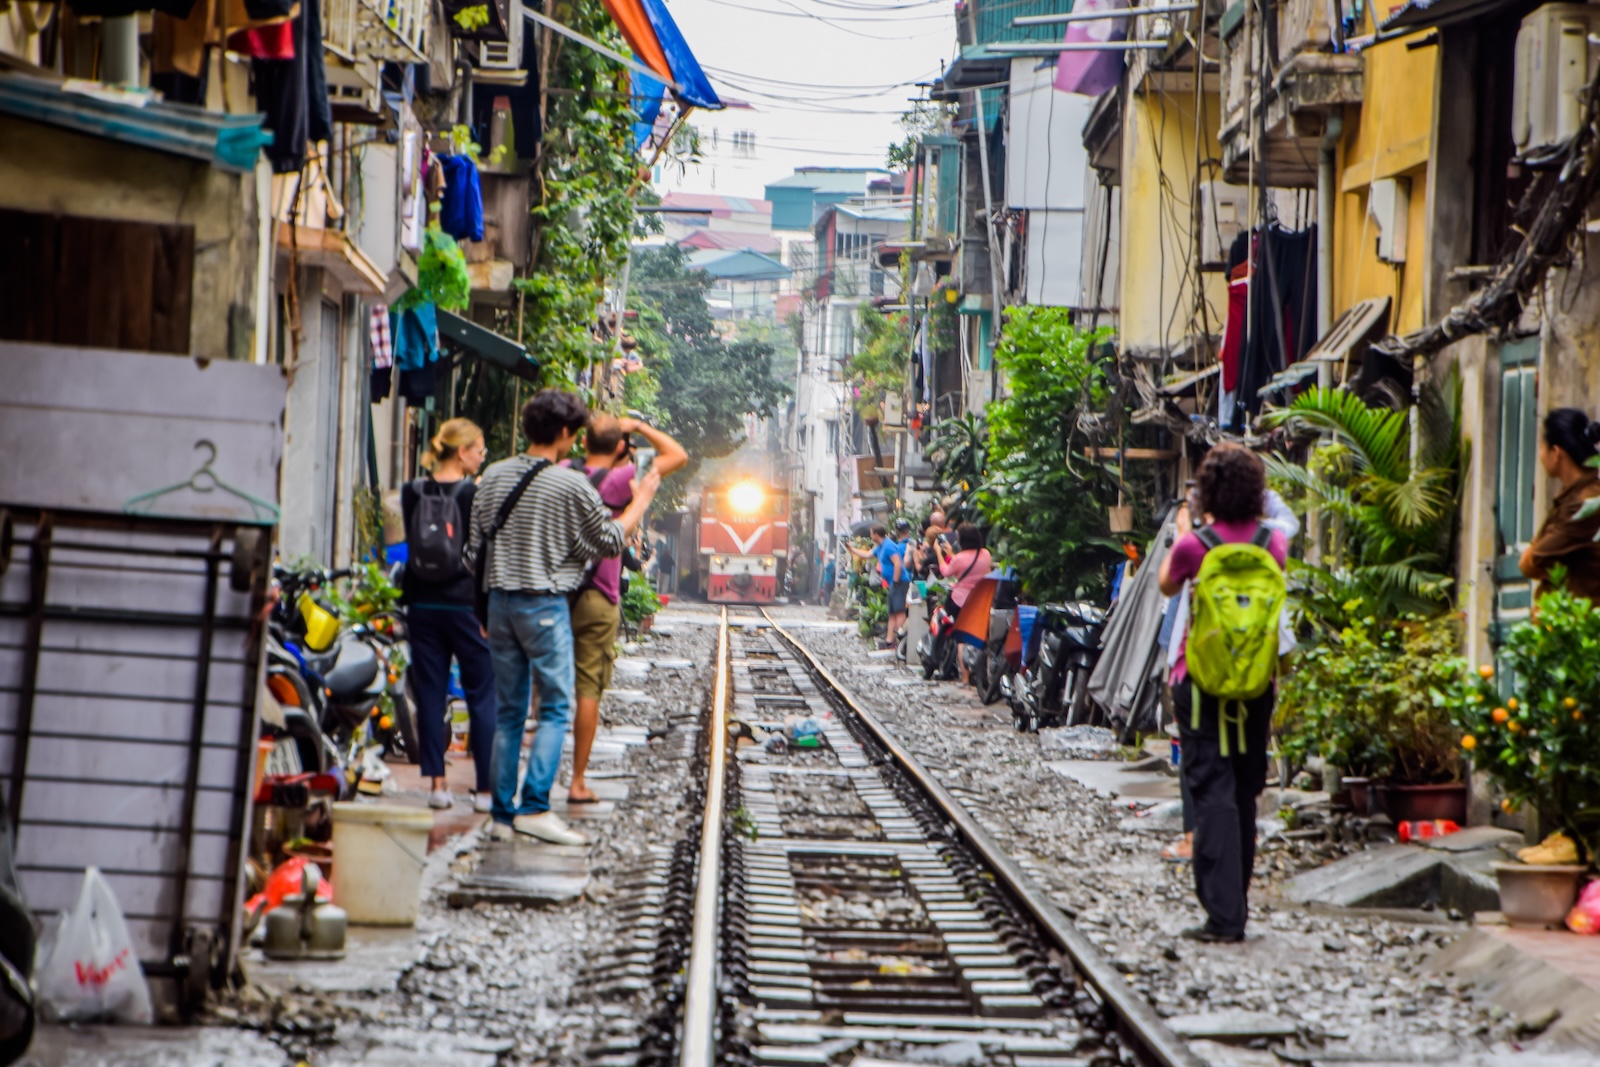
[622,576,663,637]
[1456,581,1600,924]
[1279,611,1467,819]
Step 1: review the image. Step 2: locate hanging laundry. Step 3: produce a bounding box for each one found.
[369,304,394,370]
[1226,224,1318,429]
[436,155,484,243]
[370,365,393,404]
[229,21,295,58]
[391,301,439,372]
[398,362,438,404]
[251,0,331,174]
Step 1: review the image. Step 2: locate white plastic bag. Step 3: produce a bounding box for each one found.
[35,867,152,1024]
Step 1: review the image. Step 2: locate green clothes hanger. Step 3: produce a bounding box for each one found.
[124,440,281,524]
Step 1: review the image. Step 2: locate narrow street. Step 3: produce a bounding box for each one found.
[21,604,1593,1067]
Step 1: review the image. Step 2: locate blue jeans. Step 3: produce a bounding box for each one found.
[486,591,574,822]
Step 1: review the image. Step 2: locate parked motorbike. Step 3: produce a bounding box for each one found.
[1009,600,1107,732]
[262,565,408,789]
[916,594,961,681]
[970,576,1019,705]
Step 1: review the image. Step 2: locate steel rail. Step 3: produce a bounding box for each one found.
[678,607,730,1067]
[762,612,1205,1067]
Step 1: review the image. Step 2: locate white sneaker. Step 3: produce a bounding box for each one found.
[487,821,513,842]
[428,789,453,810]
[471,792,492,814]
[513,810,590,847]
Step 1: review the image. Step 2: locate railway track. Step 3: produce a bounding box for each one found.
[671,607,1203,1067]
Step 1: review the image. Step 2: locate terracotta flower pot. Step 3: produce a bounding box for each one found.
[1343,776,1372,816]
[640,615,654,635]
[1382,782,1468,824]
[1492,862,1587,928]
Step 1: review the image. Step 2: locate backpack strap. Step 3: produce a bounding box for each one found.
[1250,523,1274,550]
[1195,525,1224,551]
[1191,681,1251,757]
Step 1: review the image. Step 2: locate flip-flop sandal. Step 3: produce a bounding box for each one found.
[567,794,602,805]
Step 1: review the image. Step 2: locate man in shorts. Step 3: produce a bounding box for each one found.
[846,523,909,649]
[567,413,686,804]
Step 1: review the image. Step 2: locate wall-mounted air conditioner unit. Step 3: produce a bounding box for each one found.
[1512,3,1600,156]
[1368,176,1409,264]
[477,9,523,70]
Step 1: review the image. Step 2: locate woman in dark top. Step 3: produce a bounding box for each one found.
[1520,408,1600,603]
[401,418,497,811]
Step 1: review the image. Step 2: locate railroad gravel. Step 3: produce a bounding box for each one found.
[220,613,720,1067]
[781,607,1538,1064]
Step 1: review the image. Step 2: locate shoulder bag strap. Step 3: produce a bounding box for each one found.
[487,460,551,540]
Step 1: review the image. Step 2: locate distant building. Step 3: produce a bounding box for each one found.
[765,168,893,232]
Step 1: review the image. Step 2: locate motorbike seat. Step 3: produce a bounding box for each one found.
[308,640,379,700]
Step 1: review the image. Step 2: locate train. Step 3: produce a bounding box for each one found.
[692,479,789,604]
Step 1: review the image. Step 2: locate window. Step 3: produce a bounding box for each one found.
[825,419,839,455]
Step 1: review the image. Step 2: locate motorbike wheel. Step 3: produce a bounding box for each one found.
[922,652,937,680]
[979,650,1006,705]
[1064,668,1095,726]
[390,682,420,765]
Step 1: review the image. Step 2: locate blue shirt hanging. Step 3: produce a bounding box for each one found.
[391,300,439,371]
[437,154,484,243]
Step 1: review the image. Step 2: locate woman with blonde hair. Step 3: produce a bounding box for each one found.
[401,418,497,811]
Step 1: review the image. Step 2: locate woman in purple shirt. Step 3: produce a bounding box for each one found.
[1157,445,1286,944]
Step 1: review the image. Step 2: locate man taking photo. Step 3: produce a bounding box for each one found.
[467,391,660,847]
[566,413,686,806]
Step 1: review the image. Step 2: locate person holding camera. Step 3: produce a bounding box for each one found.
[567,412,686,805]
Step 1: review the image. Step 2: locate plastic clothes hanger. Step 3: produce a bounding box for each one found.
[124,440,281,524]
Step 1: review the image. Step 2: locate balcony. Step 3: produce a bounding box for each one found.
[1217,0,1362,187]
[325,0,429,64]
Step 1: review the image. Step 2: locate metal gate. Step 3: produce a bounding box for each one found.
[0,509,267,1007]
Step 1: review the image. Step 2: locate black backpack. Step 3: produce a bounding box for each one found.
[408,479,468,582]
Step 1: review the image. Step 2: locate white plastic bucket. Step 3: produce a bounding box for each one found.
[330,803,433,926]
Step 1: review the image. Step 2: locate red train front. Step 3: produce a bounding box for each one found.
[698,480,788,603]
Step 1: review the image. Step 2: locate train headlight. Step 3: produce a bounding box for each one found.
[728,482,765,515]
[760,556,774,570]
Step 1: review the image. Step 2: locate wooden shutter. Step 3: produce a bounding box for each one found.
[1491,336,1540,648]
[0,209,194,355]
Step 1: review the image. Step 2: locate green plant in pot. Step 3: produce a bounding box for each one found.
[622,576,663,635]
[1278,609,1466,818]
[1457,580,1600,855]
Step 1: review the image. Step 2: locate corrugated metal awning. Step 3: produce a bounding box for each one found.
[1379,0,1518,32]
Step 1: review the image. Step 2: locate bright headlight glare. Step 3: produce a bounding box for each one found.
[728,482,765,515]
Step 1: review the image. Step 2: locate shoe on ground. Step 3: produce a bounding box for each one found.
[514,810,590,847]
[1517,831,1579,866]
[428,789,453,810]
[1180,924,1243,943]
[487,821,513,842]
[471,792,492,814]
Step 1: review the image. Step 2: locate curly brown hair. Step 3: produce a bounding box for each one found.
[1196,444,1266,524]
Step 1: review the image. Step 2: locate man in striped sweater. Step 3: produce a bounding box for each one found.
[467,390,661,846]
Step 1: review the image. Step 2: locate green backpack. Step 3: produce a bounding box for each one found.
[1186,525,1286,755]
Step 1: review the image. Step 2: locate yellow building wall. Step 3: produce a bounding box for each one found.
[1119,87,1227,352]
[1332,8,1439,333]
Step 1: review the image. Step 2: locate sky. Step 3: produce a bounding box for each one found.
[653,0,957,201]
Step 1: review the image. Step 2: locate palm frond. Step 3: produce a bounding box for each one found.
[1263,388,1411,483]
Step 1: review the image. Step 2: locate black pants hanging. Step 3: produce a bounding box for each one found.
[1174,682,1273,937]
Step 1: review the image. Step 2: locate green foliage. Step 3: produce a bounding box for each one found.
[621,574,663,625]
[394,226,471,313]
[926,413,989,525]
[1263,385,1462,623]
[331,562,403,626]
[452,4,490,30]
[886,98,953,171]
[447,123,507,166]
[848,309,909,410]
[1458,582,1600,858]
[981,309,1123,602]
[627,246,790,499]
[518,0,642,386]
[1278,611,1467,782]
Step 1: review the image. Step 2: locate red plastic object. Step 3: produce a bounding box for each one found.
[1567,881,1600,934]
[244,857,332,916]
[1397,818,1461,843]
